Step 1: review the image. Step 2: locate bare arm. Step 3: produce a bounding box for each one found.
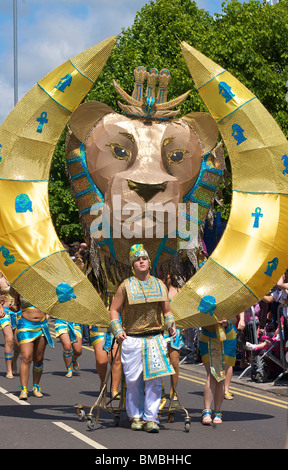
[262,294,274,303]
[237,311,245,330]
[277,274,288,290]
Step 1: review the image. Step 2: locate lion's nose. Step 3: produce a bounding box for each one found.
[128,180,167,202]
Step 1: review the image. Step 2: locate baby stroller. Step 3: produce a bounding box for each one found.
[252,305,288,385]
[239,305,288,384]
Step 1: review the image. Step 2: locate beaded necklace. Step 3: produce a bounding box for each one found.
[137,277,152,303]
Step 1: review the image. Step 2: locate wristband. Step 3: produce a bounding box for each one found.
[110,319,125,338]
[164,313,175,330]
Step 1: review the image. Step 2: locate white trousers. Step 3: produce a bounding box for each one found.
[121,336,162,423]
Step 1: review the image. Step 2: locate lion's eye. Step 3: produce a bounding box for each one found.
[107,143,131,161]
[167,149,187,165]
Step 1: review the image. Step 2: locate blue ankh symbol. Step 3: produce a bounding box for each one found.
[36,112,48,133]
[251,207,263,228]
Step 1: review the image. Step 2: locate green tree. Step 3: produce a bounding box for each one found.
[49,131,83,242]
[49,0,288,236]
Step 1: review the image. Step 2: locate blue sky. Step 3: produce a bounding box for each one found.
[0,0,276,123]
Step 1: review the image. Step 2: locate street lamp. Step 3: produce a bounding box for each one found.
[13,0,18,106]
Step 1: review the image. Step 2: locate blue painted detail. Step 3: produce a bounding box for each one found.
[0,144,2,162]
[37,83,72,113]
[198,295,217,315]
[146,96,155,116]
[15,194,33,213]
[0,246,15,266]
[207,167,223,175]
[80,206,93,215]
[183,156,209,202]
[197,70,227,91]
[75,188,93,199]
[264,258,279,277]
[232,124,247,145]
[135,84,142,102]
[69,59,93,83]
[218,81,235,103]
[66,156,82,164]
[56,283,76,303]
[281,154,288,175]
[55,74,72,93]
[36,112,48,133]
[158,88,166,103]
[217,97,256,124]
[189,196,210,208]
[251,207,263,228]
[71,171,86,181]
[199,181,217,191]
[79,143,104,202]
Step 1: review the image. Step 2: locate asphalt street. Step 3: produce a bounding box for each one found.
[0,321,287,456]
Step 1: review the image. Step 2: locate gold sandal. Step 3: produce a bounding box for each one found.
[19,386,28,400]
[212,411,223,424]
[201,409,212,425]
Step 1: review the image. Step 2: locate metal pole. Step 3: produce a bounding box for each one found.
[13,0,18,106]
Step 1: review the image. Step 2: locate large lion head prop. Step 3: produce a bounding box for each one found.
[65,66,225,295]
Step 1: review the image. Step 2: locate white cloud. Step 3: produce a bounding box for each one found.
[0,0,149,123]
[0,0,251,123]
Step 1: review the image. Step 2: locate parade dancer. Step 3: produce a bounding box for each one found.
[90,326,121,398]
[0,273,19,378]
[54,319,83,378]
[199,318,237,424]
[11,289,54,400]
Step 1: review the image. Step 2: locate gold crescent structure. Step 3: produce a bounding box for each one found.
[0,37,116,326]
[171,42,288,328]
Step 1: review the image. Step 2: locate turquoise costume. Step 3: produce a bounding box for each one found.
[164,329,184,350]
[17,315,54,348]
[199,321,237,381]
[90,326,113,352]
[16,297,54,347]
[0,306,17,330]
[54,318,83,342]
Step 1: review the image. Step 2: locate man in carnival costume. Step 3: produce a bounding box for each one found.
[109,244,177,433]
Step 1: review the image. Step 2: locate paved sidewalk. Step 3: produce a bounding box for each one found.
[180,357,288,399]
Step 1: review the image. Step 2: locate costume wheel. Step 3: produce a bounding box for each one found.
[87,416,96,430]
[251,358,269,383]
[76,408,86,421]
[254,370,268,383]
[114,415,120,427]
[184,418,190,433]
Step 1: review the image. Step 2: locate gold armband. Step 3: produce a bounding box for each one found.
[110,319,124,338]
[164,313,175,330]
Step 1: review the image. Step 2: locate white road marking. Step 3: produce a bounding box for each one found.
[53,421,107,449]
[0,386,30,405]
[0,387,107,448]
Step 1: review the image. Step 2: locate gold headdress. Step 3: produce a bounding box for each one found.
[113,66,191,120]
[129,244,151,265]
